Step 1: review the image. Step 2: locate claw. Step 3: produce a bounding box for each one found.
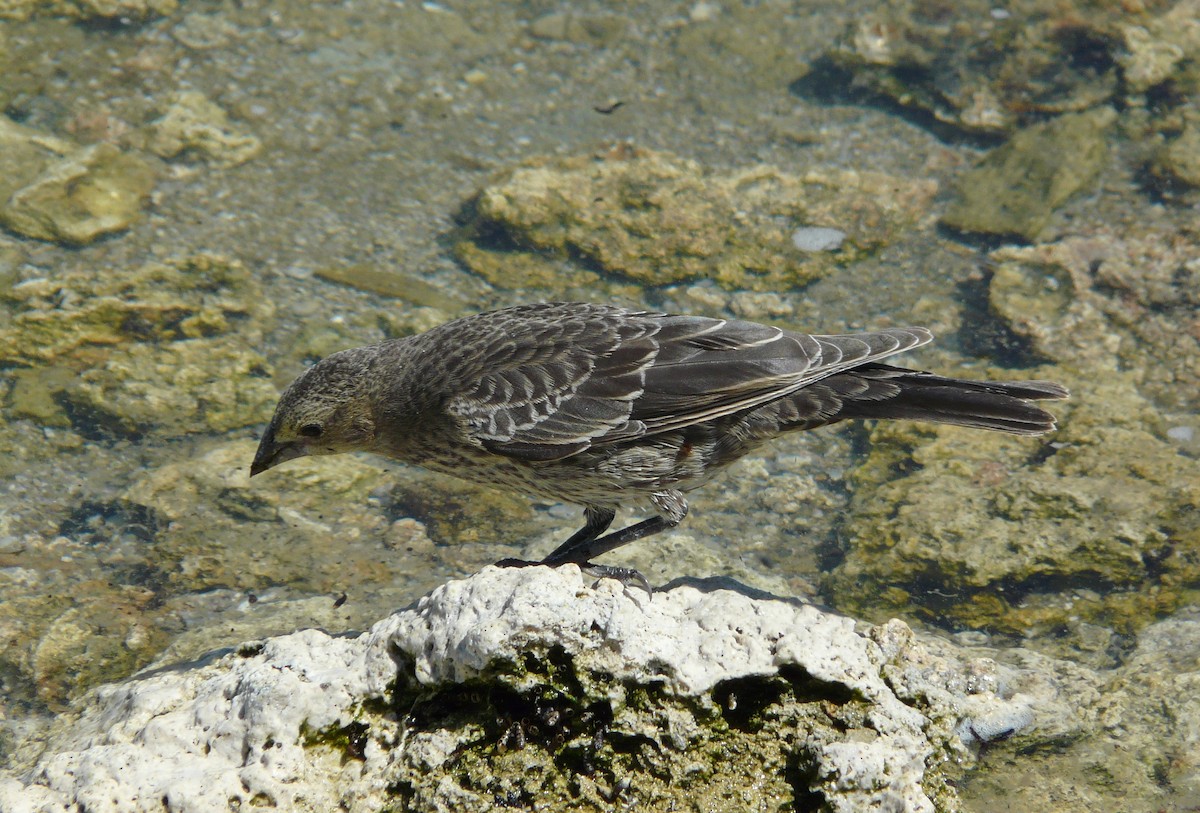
[493,557,652,596]
[579,563,653,597]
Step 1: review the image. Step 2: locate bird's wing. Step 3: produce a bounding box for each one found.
[442,304,931,461]
[608,317,933,440]
[442,304,661,461]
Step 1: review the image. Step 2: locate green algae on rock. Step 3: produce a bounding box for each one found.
[456,146,936,292]
[0,116,155,245]
[825,370,1200,639]
[0,0,174,21]
[0,254,271,366]
[60,335,277,436]
[143,91,262,168]
[989,230,1200,412]
[942,108,1116,241]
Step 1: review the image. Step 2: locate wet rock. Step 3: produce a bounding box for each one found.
[0,254,271,367]
[29,590,169,710]
[0,551,172,711]
[962,610,1200,809]
[457,146,936,292]
[313,263,465,311]
[4,366,75,427]
[942,108,1116,241]
[1151,119,1200,193]
[59,335,278,436]
[0,0,175,21]
[144,91,262,168]
[989,229,1200,410]
[0,116,155,245]
[527,12,630,45]
[122,440,395,592]
[826,369,1200,641]
[827,0,1124,135]
[1117,0,1200,94]
[385,470,536,548]
[171,11,240,50]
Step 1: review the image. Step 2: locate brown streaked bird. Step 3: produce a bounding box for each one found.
[251,302,1068,590]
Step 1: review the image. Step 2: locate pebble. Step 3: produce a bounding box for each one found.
[791,226,845,252]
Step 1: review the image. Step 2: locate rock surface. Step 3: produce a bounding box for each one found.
[0,116,155,245]
[0,567,1054,813]
[456,146,937,293]
[144,91,262,168]
[941,108,1115,241]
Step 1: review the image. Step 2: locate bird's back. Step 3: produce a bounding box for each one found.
[402,303,936,463]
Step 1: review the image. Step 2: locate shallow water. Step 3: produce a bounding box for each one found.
[1,0,1198,809]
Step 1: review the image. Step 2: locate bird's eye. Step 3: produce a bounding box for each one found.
[299,423,323,438]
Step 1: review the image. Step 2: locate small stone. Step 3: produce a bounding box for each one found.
[1166,425,1194,443]
[791,226,845,252]
[144,91,262,168]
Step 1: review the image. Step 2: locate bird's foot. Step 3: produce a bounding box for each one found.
[493,557,652,596]
[494,557,540,569]
[578,563,652,597]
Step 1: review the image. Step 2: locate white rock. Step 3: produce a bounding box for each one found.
[791,225,846,251]
[0,566,1070,812]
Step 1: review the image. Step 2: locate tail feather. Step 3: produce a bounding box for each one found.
[837,365,1068,436]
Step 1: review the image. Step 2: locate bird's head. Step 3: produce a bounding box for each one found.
[250,347,379,477]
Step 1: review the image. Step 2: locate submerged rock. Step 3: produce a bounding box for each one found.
[0,253,270,366]
[989,228,1200,411]
[0,0,175,21]
[941,108,1116,241]
[0,116,155,245]
[1151,119,1200,195]
[60,335,278,436]
[827,368,1200,640]
[825,0,1161,136]
[144,91,262,168]
[456,145,936,293]
[820,0,1118,135]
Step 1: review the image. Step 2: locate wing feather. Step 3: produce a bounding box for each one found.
[436,303,933,461]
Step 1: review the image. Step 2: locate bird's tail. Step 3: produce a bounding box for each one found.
[837,364,1069,435]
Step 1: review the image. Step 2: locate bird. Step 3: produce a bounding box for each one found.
[250,301,1068,590]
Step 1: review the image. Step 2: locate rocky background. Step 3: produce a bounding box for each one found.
[0,0,1198,810]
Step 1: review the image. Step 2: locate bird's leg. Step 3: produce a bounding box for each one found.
[542,493,688,595]
[541,516,677,596]
[494,507,614,571]
[542,507,616,561]
[543,515,674,566]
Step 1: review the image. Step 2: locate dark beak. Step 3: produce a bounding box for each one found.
[250,427,305,477]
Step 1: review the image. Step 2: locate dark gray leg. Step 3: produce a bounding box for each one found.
[543,515,674,566]
[542,507,616,561]
[543,514,683,595]
[499,496,688,595]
